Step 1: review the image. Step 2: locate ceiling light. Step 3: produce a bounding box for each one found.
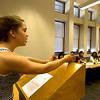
[80,0,100,10]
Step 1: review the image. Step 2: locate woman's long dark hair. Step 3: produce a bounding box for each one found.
[0,15,24,42]
[91,52,98,58]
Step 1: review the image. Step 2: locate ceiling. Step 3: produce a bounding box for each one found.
[59,0,100,10]
[59,0,100,16]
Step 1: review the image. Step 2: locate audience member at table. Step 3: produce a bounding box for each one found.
[90,52,99,63]
[78,51,86,63]
[58,52,64,59]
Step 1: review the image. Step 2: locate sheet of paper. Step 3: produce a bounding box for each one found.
[22,73,53,97]
[96,62,100,64]
[86,62,93,68]
[86,62,93,66]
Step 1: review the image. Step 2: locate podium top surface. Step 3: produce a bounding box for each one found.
[16,62,85,100]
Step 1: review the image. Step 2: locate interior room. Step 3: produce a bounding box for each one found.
[0,0,100,100]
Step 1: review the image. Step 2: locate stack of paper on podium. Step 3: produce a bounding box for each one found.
[16,62,85,100]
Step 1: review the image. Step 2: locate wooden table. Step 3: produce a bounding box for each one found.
[86,62,100,82]
[16,63,85,100]
[86,62,100,69]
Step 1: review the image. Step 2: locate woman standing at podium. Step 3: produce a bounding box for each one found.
[0,15,75,100]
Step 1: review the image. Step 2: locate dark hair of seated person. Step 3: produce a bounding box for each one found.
[58,52,64,59]
[74,56,80,62]
[79,51,84,58]
[70,51,75,54]
[91,52,98,58]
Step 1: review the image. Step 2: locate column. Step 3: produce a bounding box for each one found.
[83,9,88,53]
[68,0,74,52]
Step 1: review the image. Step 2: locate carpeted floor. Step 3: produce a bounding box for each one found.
[81,80,100,100]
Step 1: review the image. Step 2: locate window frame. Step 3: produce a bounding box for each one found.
[55,20,65,52]
[73,24,80,53]
[55,0,65,14]
[87,26,92,53]
[99,28,100,53]
[74,6,80,18]
[88,11,93,21]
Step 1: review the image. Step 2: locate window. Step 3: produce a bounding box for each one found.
[55,21,65,52]
[99,29,100,53]
[88,11,93,21]
[55,0,65,13]
[74,6,80,17]
[87,27,92,52]
[73,24,80,52]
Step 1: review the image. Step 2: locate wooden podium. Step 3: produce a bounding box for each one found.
[16,63,85,100]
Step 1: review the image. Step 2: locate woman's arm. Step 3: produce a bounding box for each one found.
[27,54,57,64]
[13,52,49,64]
[27,57,48,64]
[4,54,75,74]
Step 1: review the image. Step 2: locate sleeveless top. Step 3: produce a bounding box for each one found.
[0,73,21,100]
[0,48,21,100]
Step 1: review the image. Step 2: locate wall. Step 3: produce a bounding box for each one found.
[55,1,100,53]
[0,0,100,56]
[0,0,55,59]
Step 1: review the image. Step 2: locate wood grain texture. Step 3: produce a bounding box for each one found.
[16,63,85,100]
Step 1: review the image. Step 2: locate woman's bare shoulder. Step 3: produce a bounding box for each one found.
[0,52,29,68]
[0,52,52,74]
[0,52,29,73]
[0,52,26,60]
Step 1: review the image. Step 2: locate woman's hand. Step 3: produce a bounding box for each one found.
[48,54,57,61]
[63,54,76,62]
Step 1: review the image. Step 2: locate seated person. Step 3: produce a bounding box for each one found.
[49,53,57,61]
[70,51,75,54]
[58,52,64,59]
[78,51,86,63]
[74,56,80,63]
[70,52,80,63]
[90,52,99,63]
